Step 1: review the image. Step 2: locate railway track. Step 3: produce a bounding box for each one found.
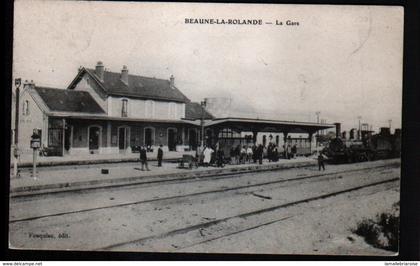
[100,177,399,251]
[12,160,399,200]
[10,163,398,223]
[9,161,400,251]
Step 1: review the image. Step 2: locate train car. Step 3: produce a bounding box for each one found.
[324,127,401,163]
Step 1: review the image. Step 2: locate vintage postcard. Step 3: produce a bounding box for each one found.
[10,1,403,255]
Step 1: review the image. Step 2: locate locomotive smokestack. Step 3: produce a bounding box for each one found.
[334,123,341,138]
[380,127,391,136]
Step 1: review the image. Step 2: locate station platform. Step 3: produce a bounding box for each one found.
[10,150,195,168]
[10,156,319,197]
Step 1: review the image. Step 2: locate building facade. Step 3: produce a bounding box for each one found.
[16,62,213,155]
[14,61,334,157]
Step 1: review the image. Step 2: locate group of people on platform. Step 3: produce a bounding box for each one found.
[195,142,301,168]
[138,142,326,171]
[228,144,264,165]
[198,145,226,168]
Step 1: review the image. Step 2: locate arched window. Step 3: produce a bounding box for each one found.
[262,135,267,147]
[121,99,128,117]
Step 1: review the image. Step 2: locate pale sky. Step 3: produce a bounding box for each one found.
[13,1,404,132]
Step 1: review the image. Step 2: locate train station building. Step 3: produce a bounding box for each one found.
[14,61,335,157]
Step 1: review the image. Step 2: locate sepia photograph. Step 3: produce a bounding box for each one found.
[9,0,403,256]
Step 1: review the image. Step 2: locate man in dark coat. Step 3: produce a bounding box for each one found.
[229,147,235,164]
[318,152,325,171]
[140,146,150,171]
[273,147,279,162]
[157,144,163,167]
[217,148,225,168]
[291,144,297,159]
[252,145,257,163]
[257,144,264,165]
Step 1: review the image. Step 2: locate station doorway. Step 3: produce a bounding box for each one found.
[118,127,129,151]
[188,129,197,151]
[145,128,154,147]
[168,129,176,151]
[89,126,100,151]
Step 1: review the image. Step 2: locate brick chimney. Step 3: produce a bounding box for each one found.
[121,65,129,85]
[23,80,35,90]
[170,75,175,87]
[95,61,104,81]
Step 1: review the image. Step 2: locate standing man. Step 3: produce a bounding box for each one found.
[217,147,225,168]
[318,152,325,171]
[273,146,279,162]
[140,146,150,171]
[234,144,241,165]
[229,146,235,165]
[291,144,297,159]
[157,144,163,167]
[252,145,257,163]
[257,144,264,165]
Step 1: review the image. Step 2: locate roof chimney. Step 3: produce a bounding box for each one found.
[23,80,35,89]
[170,75,175,87]
[95,61,104,80]
[121,65,128,85]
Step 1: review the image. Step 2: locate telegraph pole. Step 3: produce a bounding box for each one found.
[357,115,362,140]
[13,78,22,178]
[315,111,320,147]
[200,99,207,148]
[14,78,22,145]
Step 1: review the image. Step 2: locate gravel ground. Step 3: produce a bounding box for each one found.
[180,182,399,255]
[9,159,400,255]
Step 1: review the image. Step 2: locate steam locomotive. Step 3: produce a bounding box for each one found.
[323,127,401,163]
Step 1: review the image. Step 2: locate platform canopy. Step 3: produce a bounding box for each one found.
[202,117,335,135]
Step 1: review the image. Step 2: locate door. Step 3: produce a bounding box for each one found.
[188,129,197,150]
[119,127,126,150]
[168,129,176,151]
[89,127,100,150]
[48,128,63,156]
[145,128,153,147]
[64,127,71,151]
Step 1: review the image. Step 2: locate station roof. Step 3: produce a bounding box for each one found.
[203,117,335,134]
[68,67,190,103]
[185,102,214,120]
[34,87,106,114]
